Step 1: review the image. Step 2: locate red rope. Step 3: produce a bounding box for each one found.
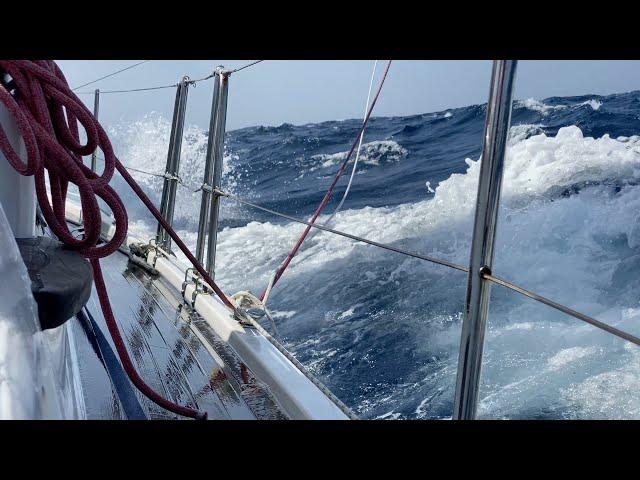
[0,60,236,420]
[260,60,392,300]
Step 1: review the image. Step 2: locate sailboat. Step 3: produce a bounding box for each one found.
[0,60,351,420]
[2,59,637,420]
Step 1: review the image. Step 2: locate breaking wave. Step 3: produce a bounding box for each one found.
[111,90,640,419]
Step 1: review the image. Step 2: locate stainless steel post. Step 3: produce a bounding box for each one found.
[90,89,100,171]
[156,77,190,252]
[453,60,517,420]
[195,66,224,263]
[205,69,229,279]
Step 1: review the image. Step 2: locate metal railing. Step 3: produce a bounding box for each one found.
[84,59,640,420]
[194,67,229,280]
[156,76,190,252]
[194,67,225,264]
[453,60,517,420]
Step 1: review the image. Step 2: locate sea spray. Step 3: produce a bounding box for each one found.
[105,90,640,418]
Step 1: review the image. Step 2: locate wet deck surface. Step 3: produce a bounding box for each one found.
[69,249,277,420]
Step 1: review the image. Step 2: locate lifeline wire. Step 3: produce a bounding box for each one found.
[228,60,264,74]
[174,61,263,87]
[218,189,468,272]
[72,60,150,91]
[483,272,640,346]
[76,83,178,95]
[219,189,640,348]
[121,165,166,178]
[75,65,226,96]
[92,154,195,185]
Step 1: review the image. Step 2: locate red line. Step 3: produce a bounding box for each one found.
[260,60,393,300]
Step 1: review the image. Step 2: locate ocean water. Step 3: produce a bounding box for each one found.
[106,90,640,419]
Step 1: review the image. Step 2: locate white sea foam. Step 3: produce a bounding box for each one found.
[310,140,408,169]
[107,113,240,228]
[547,347,598,370]
[516,97,602,115]
[107,113,236,188]
[561,342,640,419]
[582,99,602,111]
[218,126,640,419]
[425,181,435,193]
[508,123,545,144]
[516,98,567,115]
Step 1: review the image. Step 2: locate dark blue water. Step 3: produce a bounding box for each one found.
[224,92,640,221]
[117,90,640,419]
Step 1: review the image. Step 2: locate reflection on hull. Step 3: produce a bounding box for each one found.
[70,249,285,420]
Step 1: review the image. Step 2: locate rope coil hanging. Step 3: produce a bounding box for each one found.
[0,59,238,420]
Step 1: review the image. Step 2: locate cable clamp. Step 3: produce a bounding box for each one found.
[196,183,213,194]
[479,265,492,278]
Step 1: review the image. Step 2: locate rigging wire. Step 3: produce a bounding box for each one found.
[218,189,640,348]
[260,60,393,301]
[228,60,264,74]
[483,272,640,346]
[261,61,381,304]
[71,60,150,91]
[217,189,468,272]
[76,83,178,95]
[92,154,199,188]
[186,72,216,84]
[325,60,378,225]
[121,165,166,178]
[74,60,264,96]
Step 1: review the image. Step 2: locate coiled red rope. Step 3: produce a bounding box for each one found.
[260,60,392,300]
[0,60,235,420]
